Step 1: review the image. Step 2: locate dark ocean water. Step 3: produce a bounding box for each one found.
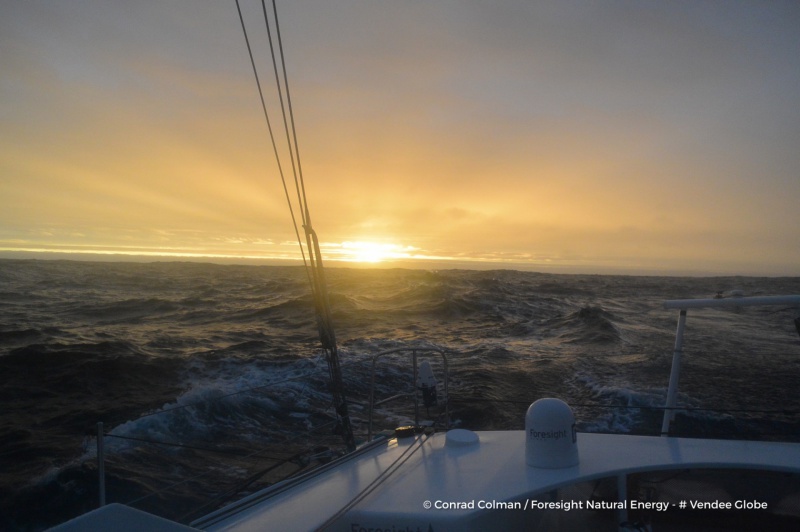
[1,259,799,530]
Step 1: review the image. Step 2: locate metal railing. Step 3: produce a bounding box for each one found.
[367,345,450,440]
[660,294,800,436]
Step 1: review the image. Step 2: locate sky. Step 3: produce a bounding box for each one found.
[2,0,799,276]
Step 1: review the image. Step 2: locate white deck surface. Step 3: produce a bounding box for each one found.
[202,430,800,531]
[50,503,200,532]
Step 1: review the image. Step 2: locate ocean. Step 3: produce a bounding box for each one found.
[1,259,799,530]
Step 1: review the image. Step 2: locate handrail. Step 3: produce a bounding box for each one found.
[660,294,800,436]
[97,422,105,508]
[664,295,800,310]
[367,346,450,440]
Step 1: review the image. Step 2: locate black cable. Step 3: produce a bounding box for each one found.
[448,397,800,415]
[235,0,310,275]
[260,0,305,228]
[178,448,311,522]
[104,433,274,458]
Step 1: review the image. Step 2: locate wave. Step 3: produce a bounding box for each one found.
[2,260,799,529]
[0,328,50,348]
[82,351,364,507]
[572,372,667,434]
[64,298,182,325]
[545,305,622,345]
[0,341,185,431]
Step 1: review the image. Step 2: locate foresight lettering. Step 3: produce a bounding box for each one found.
[528,428,568,440]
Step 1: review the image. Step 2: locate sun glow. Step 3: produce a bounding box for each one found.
[328,241,418,264]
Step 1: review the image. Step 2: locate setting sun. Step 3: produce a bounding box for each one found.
[327,241,417,264]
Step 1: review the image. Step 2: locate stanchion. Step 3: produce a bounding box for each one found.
[97,422,106,507]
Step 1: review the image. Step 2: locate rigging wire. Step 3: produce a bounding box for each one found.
[234,0,356,452]
[119,418,341,512]
[269,0,312,227]
[259,0,305,227]
[234,0,309,273]
[449,397,800,416]
[104,434,264,457]
[316,433,431,531]
[178,448,316,523]
[259,0,309,228]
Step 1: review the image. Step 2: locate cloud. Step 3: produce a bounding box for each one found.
[1,1,799,275]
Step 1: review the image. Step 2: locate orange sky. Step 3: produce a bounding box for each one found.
[2,1,799,275]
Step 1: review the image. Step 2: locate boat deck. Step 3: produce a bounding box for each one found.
[194,430,800,531]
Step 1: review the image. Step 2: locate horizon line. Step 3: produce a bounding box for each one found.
[1,247,796,278]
